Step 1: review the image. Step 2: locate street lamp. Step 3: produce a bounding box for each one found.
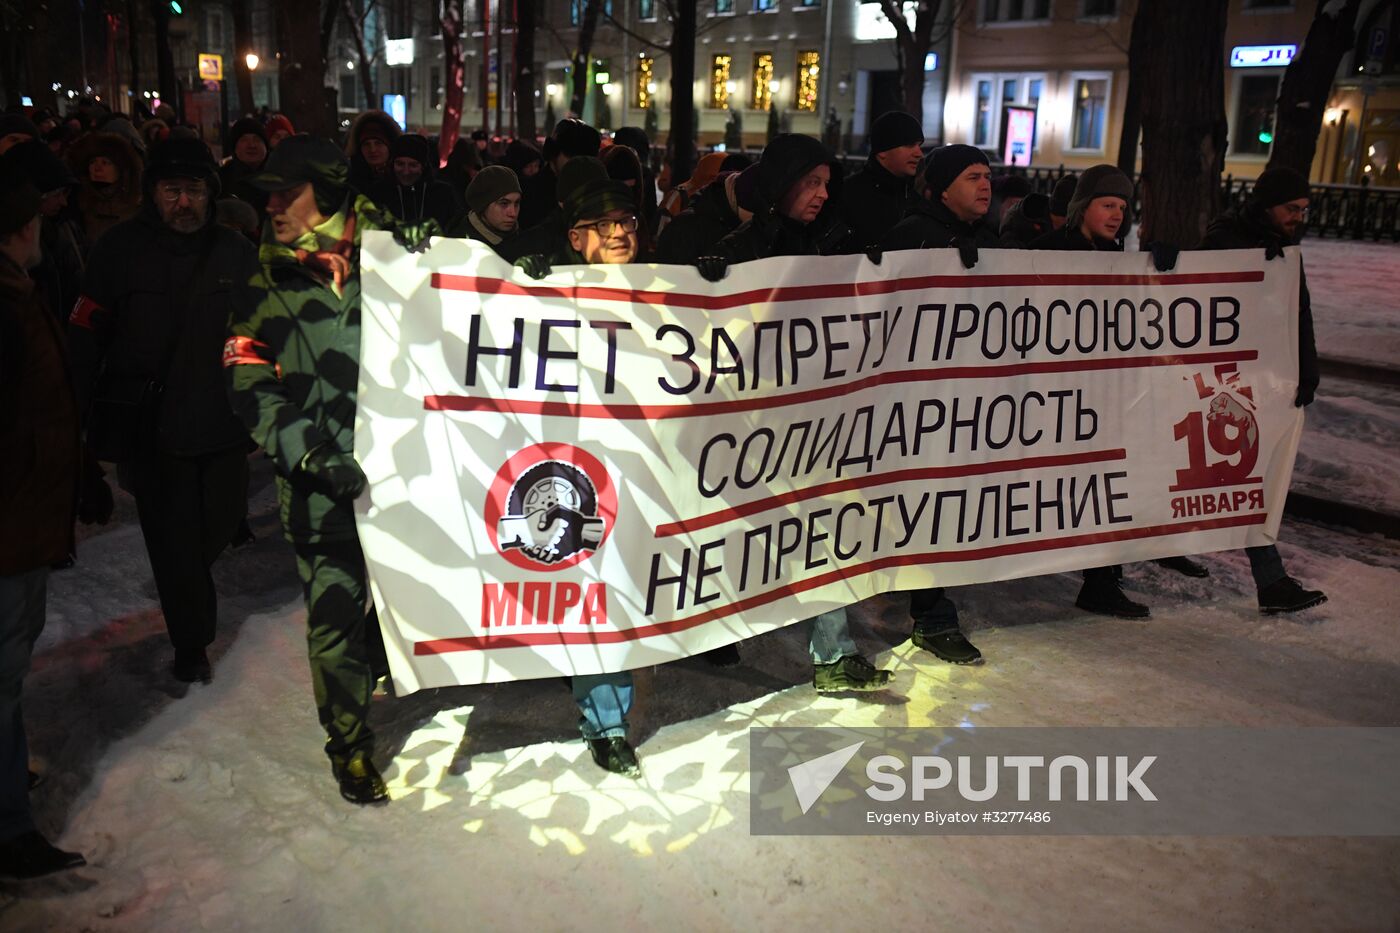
[245,52,260,71]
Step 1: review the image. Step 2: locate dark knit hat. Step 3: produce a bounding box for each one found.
[546,118,602,161]
[467,164,521,214]
[390,133,432,167]
[924,144,990,196]
[611,126,650,162]
[1050,174,1076,217]
[719,152,752,173]
[1248,167,1310,209]
[503,138,542,175]
[0,138,76,194]
[870,111,923,154]
[992,174,1032,199]
[0,178,40,238]
[564,178,635,228]
[265,114,295,139]
[229,117,268,147]
[358,120,393,145]
[145,137,222,198]
[556,155,607,203]
[1066,163,1134,229]
[471,129,489,142]
[734,163,761,213]
[0,112,40,141]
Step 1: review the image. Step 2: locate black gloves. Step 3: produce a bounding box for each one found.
[865,245,883,266]
[950,237,978,270]
[516,254,553,280]
[1149,242,1180,273]
[393,218,442,253]
[696,255,729,283]
[299,445,368,500]
[1265,242,1285,261]
[1294,385,1315,408]
[77,456,113,526]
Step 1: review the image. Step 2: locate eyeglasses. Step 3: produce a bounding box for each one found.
[573,215,639,236]
[156,184,210,203]
[1282,204,1310,219]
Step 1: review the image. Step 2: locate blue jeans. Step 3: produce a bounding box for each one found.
[908,587,961,636]
[808,607,858,664]
[1246,545,1287,589]
[0,568,48,841]
[573,671,633,740]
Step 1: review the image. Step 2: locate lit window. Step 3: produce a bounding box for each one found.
[795,50,819,112]
[711,54,733,109]
[752,53,774,110]
[638,0,655,19]
[753,0,776,10]
[715,0,734,14]
[974,79,993,146]
[983,0,1050,21]
[1070,77,1108,150]
[1233,74,1280,156]
[636,55,654,109]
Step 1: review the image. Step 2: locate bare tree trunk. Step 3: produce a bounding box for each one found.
[514,0,537,140]
[277,0,335,136]
[1267,0,1361,177]
[669,0,696,185]
[440,0,465,165]
[342,0,376,111]
[151,0,179,116]
[1136,0,1229,249]
[1116,4,1145,177]
[570,0,603,116]
[232,0,256,115]
[877,0,943,120]
[127,0,143,112]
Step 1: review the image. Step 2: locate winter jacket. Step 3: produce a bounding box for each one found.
[998,193,1053,249]
[65,132,144,256]
[882,198,999,252]
[0,255,80,574]
[68,202,260,458]
[35,216,85,325]
[518,164,559,231]
[1197,205,1319,404]
[219,155,270,217]
[840,156,917,252]
[655,176,744,265]
[498,209,565,264]
[368,175,460,229]
[345,111,402,196]
[461,211,516,256]
[224,194,389,544]
[714,135,853,262]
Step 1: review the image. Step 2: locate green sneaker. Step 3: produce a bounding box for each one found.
[813,654,892,693]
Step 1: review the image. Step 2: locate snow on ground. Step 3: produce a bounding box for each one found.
[1303,237,1400,372]
[2,461,1398,932]
[1294,376,1400,516]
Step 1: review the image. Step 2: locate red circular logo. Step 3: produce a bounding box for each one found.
[484,443,617,572]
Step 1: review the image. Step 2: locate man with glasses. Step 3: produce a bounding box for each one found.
[68,138,260,684]
[515,178,646,777]
[1192,167,1326,615]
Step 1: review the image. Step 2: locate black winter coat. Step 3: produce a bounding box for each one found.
[219,156,270,216]
[882,199,999,252]
[840,157,917,252]
[68,206,260,457]
[368,175,460,229]
[498,210,565,264]
[1198,205,1319,403]
[655,178,743,265]
[714,134,852,262]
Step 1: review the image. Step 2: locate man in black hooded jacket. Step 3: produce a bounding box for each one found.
[68,138,260,684]
[369,133,460,230]
[840,111,923,252]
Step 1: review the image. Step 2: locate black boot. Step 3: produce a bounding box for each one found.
[171,647,212,684]
[813,654,893,693]
[911,629,984,665]
[229,518,256,549]
[587,737,641,777]
[701,643,741,667]
[1155,556,1210,578]
[1076,578,1150,619]
[332,751,389,805]
[1258,576,1327,614]
[0,831,86,880]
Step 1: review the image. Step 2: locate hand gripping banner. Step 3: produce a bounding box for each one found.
[355,233,1303,692]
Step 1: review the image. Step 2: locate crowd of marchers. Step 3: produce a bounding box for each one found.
[0,99,1326,878]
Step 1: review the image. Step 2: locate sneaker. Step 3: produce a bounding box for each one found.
[587,737,642,777]
[332,751,389,805]
[1155,556,1210,578]
[171,647,212,684]
[912,629,984,665]
[0,830,86,880]
[813,654,893,693]
[1076,579,1151,619]
[701,644,742,667]
[1258,576,1327,614]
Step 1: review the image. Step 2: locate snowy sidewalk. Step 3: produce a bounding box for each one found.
[1303,237,1400,375]
[3,468,1397,931]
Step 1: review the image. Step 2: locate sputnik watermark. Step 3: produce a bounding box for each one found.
[752,727,1400,836]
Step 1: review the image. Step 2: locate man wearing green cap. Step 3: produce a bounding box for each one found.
[515,178,646,778]
[458,164,522,256]
[223,133,400,805]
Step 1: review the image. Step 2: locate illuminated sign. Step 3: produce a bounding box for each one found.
[1001,105,1036,168]
[197,52,224,81]
[924,52,938,72]
[385,38,415,66]
[1229,45,1296,68]
[856,1,914,41]
[382,94,407,130]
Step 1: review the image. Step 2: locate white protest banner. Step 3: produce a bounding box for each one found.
[355,233,1303,692]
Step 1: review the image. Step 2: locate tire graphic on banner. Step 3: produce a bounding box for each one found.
[485,443,617,571]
